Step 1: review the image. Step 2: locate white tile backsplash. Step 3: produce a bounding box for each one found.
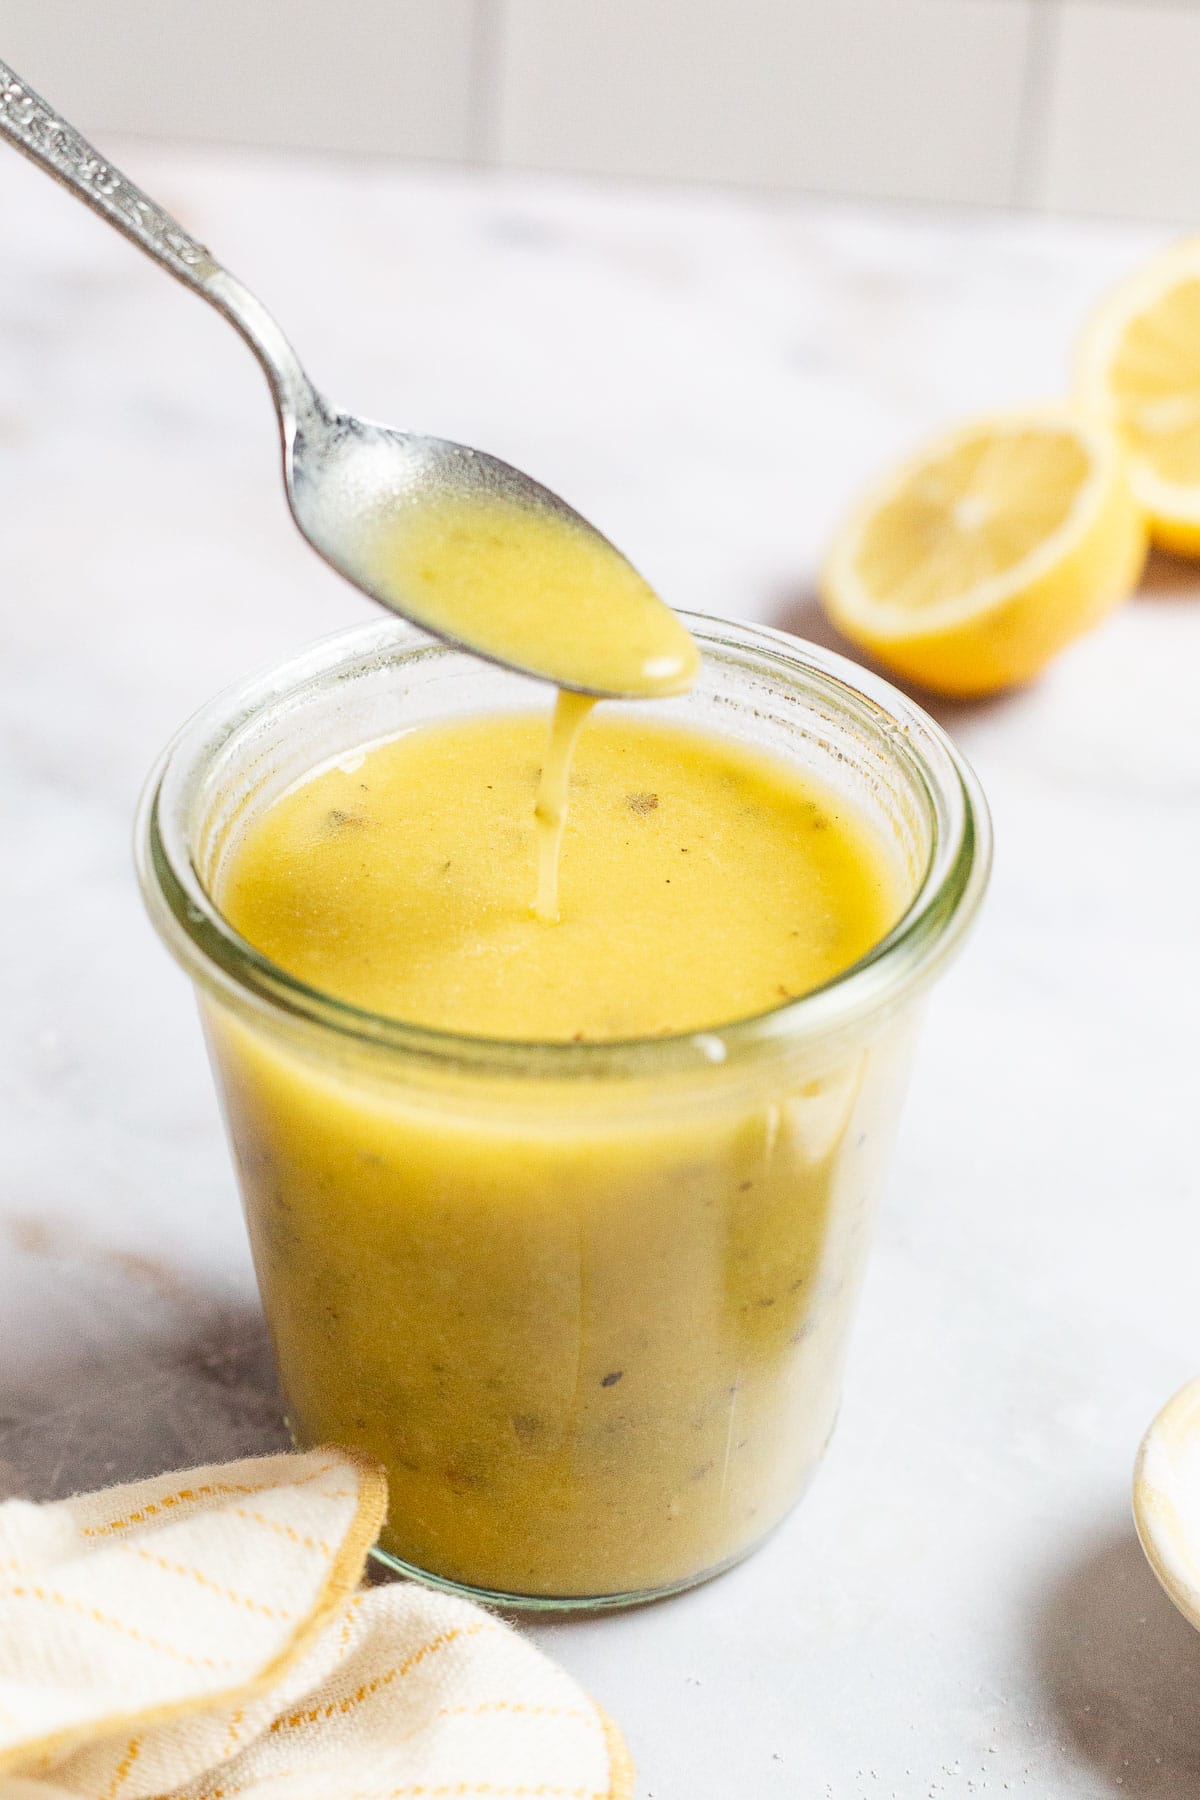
[1037,1,1200,222]
[0,0,479,161]
[492,0,1034,206]
[2,0,1200,220]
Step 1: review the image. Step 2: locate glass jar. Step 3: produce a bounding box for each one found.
[137,613,990,1609]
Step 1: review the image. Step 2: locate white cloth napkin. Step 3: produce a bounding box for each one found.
[0,1448,633,1800]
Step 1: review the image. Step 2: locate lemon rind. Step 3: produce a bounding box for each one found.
[1133,1376,1200,1637]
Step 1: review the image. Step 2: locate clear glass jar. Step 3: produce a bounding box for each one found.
[137,613,990,1610]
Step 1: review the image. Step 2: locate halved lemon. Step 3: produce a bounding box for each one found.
[1134,1376,1200,1636]
[820,410,1147,696]
[1076,238,1200,556]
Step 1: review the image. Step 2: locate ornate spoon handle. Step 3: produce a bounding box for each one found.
[0,60,218,286]
[0,59,320,427]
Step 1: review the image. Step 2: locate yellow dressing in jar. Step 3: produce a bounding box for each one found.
[221,712,901,1041]
[209,708,911,1598]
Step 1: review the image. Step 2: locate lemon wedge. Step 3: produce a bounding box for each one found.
[1134,1377,1200,1635]
[1076,238,1200,556]
[820,410,1147,696]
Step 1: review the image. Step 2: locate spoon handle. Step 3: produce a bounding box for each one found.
[0,61,322,432]
[0,60,217,282]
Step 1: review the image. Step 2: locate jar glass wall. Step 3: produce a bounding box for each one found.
[137,614,990,1609]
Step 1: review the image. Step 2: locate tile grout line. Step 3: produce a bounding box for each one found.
[466,0,505,169]
[1011,0,1063,211]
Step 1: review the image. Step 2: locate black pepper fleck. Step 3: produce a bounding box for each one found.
[325,807,367,832]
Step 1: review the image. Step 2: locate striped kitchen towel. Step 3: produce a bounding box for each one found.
[0,1448,632,1799]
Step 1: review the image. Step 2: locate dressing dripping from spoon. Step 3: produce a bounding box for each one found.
[0,61,699,918]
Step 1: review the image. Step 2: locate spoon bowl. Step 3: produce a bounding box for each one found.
[286,409,698,698]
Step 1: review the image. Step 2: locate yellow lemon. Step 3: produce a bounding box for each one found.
[819,410,1147,697]
[1076,237,1200,556]
[1133,1376,1200,1636]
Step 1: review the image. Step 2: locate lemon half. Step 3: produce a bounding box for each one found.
[1076,238,1200,556]
[1134,1376,1200,1637]
[819,410,1147,696]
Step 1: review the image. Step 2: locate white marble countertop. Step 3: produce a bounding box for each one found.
[2,142,1199,1798]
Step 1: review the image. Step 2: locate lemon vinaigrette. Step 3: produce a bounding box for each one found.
[359,489,700,699]
[140,615,989,1605]
[221,712,901,1043]
[533,690,596,923]
[358,486,700,919]
[211,699,915,1598]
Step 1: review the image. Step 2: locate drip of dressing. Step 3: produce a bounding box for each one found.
[533,691,597,922]
[222,711,903,1043]
[362,489,699,919]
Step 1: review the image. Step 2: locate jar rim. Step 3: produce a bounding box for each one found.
[136,612,991,1079]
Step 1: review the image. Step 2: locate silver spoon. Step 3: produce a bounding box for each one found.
[0,61,696,700]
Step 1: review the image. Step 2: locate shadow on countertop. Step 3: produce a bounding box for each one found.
[0,1302,289,1503]
[1139,546,1200,599]
[1035,1521,1200,1797]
